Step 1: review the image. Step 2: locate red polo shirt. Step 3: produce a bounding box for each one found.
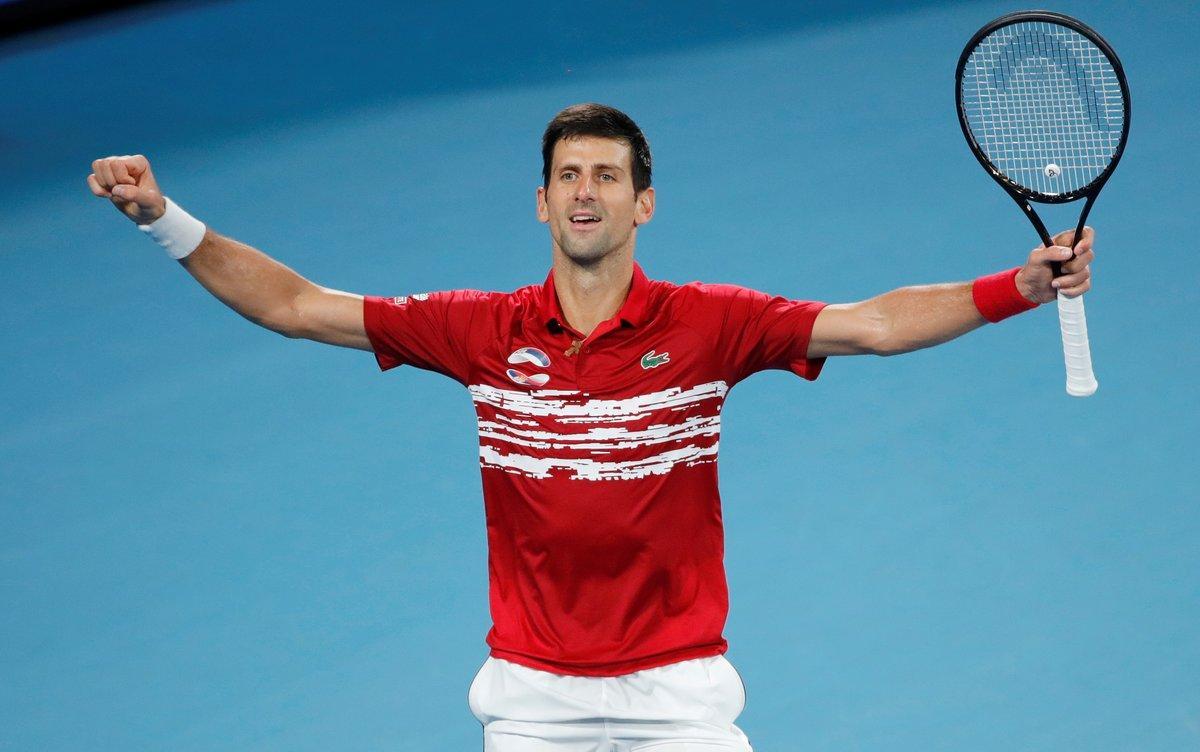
[364,263,826,676]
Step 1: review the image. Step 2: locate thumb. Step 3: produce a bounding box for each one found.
[111,184,165,223]
[111,183,138,200]
[111,183,159,207]
[1051,227,1080,248]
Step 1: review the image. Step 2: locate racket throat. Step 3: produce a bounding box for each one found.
[1071,192,1099,253]
[1011,191,1096,278]
[1012,192,1054,248]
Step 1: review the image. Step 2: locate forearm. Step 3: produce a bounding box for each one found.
[867,281,987,355]
[179,228,315,335]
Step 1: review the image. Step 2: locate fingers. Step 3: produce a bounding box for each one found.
[1036,225,1096,282]
[1050,240,1093,297]
[92,158,116,189]
[1051,225,1095,250]
[125,154,150,178]
[87,154,167,225]
[1053,267,1092,297]
[1006,226,1098,302]
[1029,244,1075,267]
[86,172,111,198]
[1062,245,1094,275]
[110,159,136,186]
[88,154,152,195]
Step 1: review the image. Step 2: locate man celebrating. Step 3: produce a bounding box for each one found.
[88,103,1093,751]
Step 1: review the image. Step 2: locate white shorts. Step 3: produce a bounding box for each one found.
[468,654,753,751]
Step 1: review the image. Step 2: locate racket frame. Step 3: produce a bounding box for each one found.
[955,10,1131,214]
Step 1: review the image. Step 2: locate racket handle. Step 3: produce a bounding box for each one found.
[1056,291,1098,397]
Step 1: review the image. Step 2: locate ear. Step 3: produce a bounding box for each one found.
[536,185,549,224]
[634,186,655,226]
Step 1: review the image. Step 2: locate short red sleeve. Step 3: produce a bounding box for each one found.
[684,283,827,386]
[363,290,500,385]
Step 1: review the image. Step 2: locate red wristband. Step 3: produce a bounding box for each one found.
[972,267,1038,323]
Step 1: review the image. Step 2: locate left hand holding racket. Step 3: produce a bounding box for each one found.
[1015,227,1095,304]
[956,11,1129,397]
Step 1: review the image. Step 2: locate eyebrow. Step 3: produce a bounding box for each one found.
[558,163,626,174]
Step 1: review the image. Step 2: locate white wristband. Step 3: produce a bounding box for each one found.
[138,197,207,260]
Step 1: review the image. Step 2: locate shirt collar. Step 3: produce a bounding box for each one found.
[540,261,651,332]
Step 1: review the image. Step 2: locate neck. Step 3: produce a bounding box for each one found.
[552,249,634,337]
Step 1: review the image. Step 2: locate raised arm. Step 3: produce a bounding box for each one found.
[808,229,1095,358]
[87,155,371,350]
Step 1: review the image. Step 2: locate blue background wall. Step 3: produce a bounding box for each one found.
[2,1,1197,749]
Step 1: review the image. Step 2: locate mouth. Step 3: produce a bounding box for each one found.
[568,212,602,230]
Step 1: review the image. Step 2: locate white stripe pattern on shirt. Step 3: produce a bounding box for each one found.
[468,380,728,481]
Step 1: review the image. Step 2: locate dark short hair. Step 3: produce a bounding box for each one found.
[541,103,652,194]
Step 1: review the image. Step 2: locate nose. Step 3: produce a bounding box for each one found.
[573,174,597,201]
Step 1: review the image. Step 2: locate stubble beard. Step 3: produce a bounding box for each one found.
[556,224,631,269]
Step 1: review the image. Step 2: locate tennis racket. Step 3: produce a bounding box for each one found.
[956,11,1130,397]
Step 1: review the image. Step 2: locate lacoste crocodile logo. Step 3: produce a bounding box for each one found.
[640,350,670,370]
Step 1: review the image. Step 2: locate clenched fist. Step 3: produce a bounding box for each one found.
[87,155,167,225]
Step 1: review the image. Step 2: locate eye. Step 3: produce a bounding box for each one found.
[560,171,577,182]
[599,173,615,182]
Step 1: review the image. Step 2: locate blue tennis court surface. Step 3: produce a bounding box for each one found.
[2,1,1197,749]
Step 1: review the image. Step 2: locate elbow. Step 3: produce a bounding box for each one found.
[858,302,921,356]
[872,327,922,356]
[872,333,911,357]
[860,314,906,356]
[251,315,302,339]
[265,288,317,339]
[823,301,914,356]
[272,317,309,340]
[256,306,304,339]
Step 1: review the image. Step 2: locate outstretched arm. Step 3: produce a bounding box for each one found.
[87,155,371,350]
[808,228,1094,358]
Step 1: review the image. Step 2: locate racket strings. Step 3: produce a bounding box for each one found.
[961,20,1124,197]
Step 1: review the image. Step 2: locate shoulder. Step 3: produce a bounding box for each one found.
[654,279,770,322]
[426,285,536,310]
[365,286,525,339]
[652,278,714,301]
[655,277,827,332]
[469,281,553,334]
[366,287,512,320]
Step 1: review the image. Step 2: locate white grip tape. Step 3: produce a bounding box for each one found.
[138,197,206,260]
[1057,291,1098,397]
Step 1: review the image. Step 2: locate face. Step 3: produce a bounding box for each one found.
[537,136,654,266]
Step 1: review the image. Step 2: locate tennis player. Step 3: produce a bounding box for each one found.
[87,103,1093,751]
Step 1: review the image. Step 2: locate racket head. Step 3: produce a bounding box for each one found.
[956,11,1130,204]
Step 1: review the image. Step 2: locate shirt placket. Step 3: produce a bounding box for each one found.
[560,318,625,393]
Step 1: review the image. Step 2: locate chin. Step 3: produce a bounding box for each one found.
[560,239,614,266]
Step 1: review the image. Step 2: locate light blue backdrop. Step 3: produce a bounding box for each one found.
[2,1,1196,749]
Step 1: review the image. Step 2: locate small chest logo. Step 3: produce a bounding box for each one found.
[508,347,551,368]
[506,369,550,387]
[640,350,670,370]
[507,347,551,387]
